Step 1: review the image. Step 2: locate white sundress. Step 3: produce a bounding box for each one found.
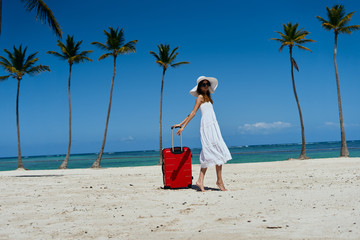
[199,101,232,168]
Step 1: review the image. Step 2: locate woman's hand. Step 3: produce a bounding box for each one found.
[176,128,184,135]
[172,124,181,129]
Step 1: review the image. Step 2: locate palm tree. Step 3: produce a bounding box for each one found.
[47,35,92,169]
[0,0,62,38]
[316,5,360,157]
[90,27,138,168]
[0,45,50,169]
[271,23,314,160]
[150,44,189,165]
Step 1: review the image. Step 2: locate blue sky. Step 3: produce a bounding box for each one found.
[1,0,360,157]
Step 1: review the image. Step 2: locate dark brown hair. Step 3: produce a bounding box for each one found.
[196,80,213,104]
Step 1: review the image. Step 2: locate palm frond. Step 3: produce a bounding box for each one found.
[274,31,286,38]
[91,41,110,51]
[291,57,299,71]
[295,29,310,38]
[48,35,92,65]
[169,52,179,63]
[296,39,316,44]
[28,64,50,75]
[156,60,167,68]
[0,45,49,79]
[169,46,179,59]
[74,41,83,51]
[77,56,92,63]
[150,43,188,70]
[105,27,125,50]
[270,38,285,43]
[118,40,138,54]
[158,44,170,62]
[12,45,27,70]
[149,51,160,61]
[98,53,112,61]
[317,11,335,31]
[0,55,12,68]
[272,22,313,54]
[4,48,15,62]
[24,52,38,66]
[321,22,335,31]
[316,16,328,24]
[339,25,360,34]
[72,52,93,63]
[296,45,312,52]
[319,4,359,35]
[78,50,93,58]
[0,75,11,81]
[338,12,354,28]
[93,28,137,61]
[170,61,190,68]
[46,50,67,60]
[278,44,286,52]
[21,0,62,38]
[0,60,18,74]
[23,56,39,70]
[326,5,342,26]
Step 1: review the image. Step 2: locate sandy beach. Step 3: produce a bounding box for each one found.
[1,157,359,240]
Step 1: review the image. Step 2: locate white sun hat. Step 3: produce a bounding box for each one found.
[189,76,218,97]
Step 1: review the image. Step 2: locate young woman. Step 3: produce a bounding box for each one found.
[172,76,232,192]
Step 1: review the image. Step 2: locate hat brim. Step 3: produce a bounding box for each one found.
[189,76,218,97]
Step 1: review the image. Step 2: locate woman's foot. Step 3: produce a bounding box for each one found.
[216,181,227,191]
[196,181,206,192]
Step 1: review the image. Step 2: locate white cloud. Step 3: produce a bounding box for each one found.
[325,122,337,127]
[121,136,135,141]
[238,121,292,135]
[324,121,360,128]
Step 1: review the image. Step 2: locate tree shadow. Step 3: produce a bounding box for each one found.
[14,175,64,178]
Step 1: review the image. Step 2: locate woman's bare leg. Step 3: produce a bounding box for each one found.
[196,167,207,192]
[216,165,227,191]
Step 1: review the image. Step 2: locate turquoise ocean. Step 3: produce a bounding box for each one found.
[1,140,360,171]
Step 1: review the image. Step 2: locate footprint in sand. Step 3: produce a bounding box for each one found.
[179,207,194,214]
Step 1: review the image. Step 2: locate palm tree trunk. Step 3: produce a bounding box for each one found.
[333,33,349,157]
[16,78,24,169]
[159,69,166,165]
[92,56,117,168]
[60,64,72,169]
[289,47,308,160]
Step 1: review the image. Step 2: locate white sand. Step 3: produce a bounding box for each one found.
[0,157,360,240]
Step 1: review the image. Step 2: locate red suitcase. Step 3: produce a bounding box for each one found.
[162,126,192,189]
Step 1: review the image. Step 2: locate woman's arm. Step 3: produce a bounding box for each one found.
[172,115,189,129]
[176,95,203,135]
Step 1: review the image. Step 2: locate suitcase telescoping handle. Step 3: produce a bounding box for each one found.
[171,126,183,152]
